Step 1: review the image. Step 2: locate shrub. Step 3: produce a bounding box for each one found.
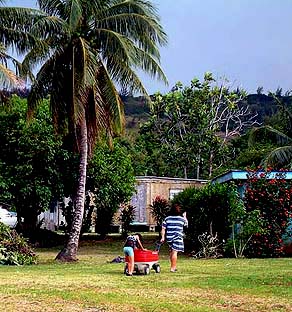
[0,223,37,265]
[243,169,292,257]
[119,204,136,237]
[149,195,170,231]
[172,183,231,252]
[227,185,265,258]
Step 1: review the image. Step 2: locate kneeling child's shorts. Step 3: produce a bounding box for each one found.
[123,246,134,257]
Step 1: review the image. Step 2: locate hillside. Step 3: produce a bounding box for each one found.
[123,93,292,132]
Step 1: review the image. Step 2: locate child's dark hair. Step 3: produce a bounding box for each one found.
[169,204,181,216]
[135,233,143,242]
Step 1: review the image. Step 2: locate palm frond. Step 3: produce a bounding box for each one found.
[263,145,292,168]
[68,0,82,31]
[99,12,167,47]
[131,44,168,84]
[38,0,66,17]
[248,126,292,147]
[105,0,166,40]
[0,44,24,88]
[0,7,46,55]
[30,15,69,40]
[27,56,55,119]
[0,63,24,88]
[95,28,167,89]
[97,60,125,136]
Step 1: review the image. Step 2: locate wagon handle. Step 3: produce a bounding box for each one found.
[154,241,163,252]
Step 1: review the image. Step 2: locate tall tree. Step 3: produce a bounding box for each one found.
[139,74,257,179]
[0,97,65,233]
[0,0,167,261]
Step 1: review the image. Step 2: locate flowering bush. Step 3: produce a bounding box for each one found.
[0,223,37,265]
[149,196,170,229]
[244,169,292,257]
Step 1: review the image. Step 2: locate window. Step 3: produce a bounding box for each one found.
[169,189,183,200]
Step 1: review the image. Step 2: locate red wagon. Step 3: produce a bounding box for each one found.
[124,244,161,275]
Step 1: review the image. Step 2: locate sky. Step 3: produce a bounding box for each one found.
[6,0,292,95]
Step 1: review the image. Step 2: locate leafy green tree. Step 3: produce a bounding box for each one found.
[0,96,66,234]
[138,73,255,179]
[86,140,136,238]
[1,0,167,261]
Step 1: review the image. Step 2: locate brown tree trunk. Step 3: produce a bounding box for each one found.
[55,117,88,262]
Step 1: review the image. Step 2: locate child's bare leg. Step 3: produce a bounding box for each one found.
[128,255,134,274]
[170,249,177,271]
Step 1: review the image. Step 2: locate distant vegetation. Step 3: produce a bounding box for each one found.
[123,93,291,131]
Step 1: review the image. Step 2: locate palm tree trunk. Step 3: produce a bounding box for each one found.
[56,117,88,261]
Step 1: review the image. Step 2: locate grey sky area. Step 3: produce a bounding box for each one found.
[6,0,292,95]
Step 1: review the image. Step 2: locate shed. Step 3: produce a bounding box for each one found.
[129,176,208,230]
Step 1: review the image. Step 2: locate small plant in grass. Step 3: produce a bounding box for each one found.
[0,223,37,265]
[192,231,222,259]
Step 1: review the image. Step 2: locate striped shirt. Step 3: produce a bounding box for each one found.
[162,216,188,243]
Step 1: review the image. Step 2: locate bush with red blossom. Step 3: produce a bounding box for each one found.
[149,195,170,230]
[244,168,292,257]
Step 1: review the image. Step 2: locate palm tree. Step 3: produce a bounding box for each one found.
[0,43,23,89]
[248,126,292,168]
[1,0,167,261]
[248,94,292,168]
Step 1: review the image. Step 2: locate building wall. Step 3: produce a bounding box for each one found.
[130,176,208,227]
[39,177,208,231]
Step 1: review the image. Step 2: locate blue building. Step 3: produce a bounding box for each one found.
[211,170,292,255]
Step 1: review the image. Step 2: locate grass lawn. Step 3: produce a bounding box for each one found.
[0,234,291,312]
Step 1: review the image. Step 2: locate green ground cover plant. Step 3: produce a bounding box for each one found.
[0,223,37,265]
[0,234,291,312]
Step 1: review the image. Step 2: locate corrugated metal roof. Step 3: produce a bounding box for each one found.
[212,170,292,184]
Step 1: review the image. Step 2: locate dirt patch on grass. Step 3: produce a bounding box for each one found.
[118,287,292,311]
[0,294,143,312]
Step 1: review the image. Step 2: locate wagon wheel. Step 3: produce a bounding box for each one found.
[153,264,161,273]
[124,264,129,275]
[144,265,150,275]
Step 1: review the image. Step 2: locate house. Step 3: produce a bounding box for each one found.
[128,176,208,231]
[39,176,208,232]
